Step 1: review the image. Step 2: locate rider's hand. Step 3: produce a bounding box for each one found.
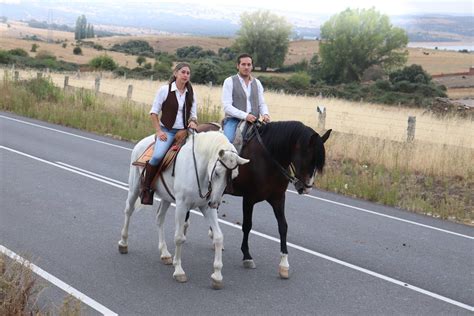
[246,114,257,123]
[156,130,167,141]
[263,114,271,123]
[188,121,198,130]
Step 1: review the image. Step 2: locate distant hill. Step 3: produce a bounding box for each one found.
[1,1,472,42]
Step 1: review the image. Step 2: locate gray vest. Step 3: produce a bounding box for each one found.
[230,75,259,117]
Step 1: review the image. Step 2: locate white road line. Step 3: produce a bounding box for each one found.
[0,245,118,316]
[2,115,472,240]
[0,115,132,151]
[2,145,473,312]
[55,161,129,187]
[288,190,474,240]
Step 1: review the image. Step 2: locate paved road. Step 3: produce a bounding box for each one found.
[1,112,473,315]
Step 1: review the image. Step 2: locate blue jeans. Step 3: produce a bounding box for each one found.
[223,117,240,143]
[149,126,179,166]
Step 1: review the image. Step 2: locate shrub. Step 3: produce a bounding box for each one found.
[110,40,154,56]
[35,50,56,60]
[62,43,67,48]
[389,64,431,84]
[0,50,12,64]
[30,44,39,52]
[191,60,220,84]
[287,72,311,90]
[8,48,28,57]
[375,79,391,91]
[153,62,172,80]
[258,75,287,91]
[89,55,117,71]
[73,47,82,55]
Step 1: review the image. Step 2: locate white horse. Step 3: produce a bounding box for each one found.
[118,131,249,289]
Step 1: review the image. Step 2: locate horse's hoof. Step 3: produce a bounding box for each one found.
[279,266,289,279]
[173,274,187,283]
[243,259,256,269]
[118,244,128,254]
[161,256,173,265]
[211,279,223,290]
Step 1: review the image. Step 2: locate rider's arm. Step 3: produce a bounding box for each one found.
[222,77,248,120]
[256,79,269,117]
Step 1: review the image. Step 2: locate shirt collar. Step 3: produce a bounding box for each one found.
[171,81,188,93]
[237,74,253,83]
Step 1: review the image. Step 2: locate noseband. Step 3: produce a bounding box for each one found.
[191,132,239,199]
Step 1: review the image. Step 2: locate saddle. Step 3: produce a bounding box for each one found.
[231,120,262,153]
[132,129,188,190]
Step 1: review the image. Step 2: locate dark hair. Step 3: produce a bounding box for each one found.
[236,53,253,65]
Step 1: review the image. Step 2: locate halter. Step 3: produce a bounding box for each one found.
[253,123,313,190]
[191,131,239,199]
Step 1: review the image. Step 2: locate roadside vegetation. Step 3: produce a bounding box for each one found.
[0,75,472,225]
[0,254,81,315]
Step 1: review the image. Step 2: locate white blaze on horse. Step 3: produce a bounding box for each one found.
[118,131,249,289]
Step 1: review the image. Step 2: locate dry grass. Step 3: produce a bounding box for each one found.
[0,254,44,315]
[447,88,474,99]
[3,68,473,152]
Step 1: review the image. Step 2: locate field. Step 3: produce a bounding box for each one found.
[2,20,473,75]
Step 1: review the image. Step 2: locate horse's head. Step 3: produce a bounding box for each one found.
[208,149,249,208]
[292,128,331,194]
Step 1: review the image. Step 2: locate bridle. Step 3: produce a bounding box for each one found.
[191,131,239,199]
[252,122,313,190]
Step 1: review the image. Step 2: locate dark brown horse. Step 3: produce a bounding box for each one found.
[194,121,331,278]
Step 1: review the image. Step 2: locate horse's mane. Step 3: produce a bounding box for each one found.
[258,121,326,172]
[194,131,235,161]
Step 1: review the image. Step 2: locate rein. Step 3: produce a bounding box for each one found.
[191,131,239,199]
[253,123,312,189]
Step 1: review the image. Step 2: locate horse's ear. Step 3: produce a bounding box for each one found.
[236,156,250,165]
[219,149,225,158]
[321,129,332,143]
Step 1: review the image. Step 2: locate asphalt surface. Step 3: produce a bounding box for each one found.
[1,112,473,315]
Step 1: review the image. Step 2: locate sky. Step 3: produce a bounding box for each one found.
[1,0,473,15]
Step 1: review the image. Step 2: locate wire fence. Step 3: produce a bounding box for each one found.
[2,67,473,149]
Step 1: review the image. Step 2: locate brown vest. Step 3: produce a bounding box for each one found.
[160,83,194,130]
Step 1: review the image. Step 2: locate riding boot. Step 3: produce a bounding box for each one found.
[140,161,159,205]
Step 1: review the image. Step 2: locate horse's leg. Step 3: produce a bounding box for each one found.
[183,210,191,236]
[241,197,256,269]
[267,195,289,279]
[118,167,140,254]
[155,200,172,265]
[200,206,224,290]
[172,202,188,283]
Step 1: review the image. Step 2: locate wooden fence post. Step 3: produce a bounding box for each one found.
[317,106,326,130]
[64,76,69,89]
[127,84,133,99]
[407,116,416,142]
[95,76,100,93]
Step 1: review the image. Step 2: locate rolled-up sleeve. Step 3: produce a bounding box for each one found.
[149,85,168,115]
[256,79,269,116]
[222,77,248,120]
[190,91,198,120]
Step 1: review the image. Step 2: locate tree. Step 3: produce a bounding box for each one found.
[136,56,146,66]
[73,47,82,55]
[319,8,408,84]
[75,15,94,40]
[89,55,117,71]
[235,10,292,71]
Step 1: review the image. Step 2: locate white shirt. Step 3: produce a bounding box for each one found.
[149,82,198,129]
[221,74,269,120]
